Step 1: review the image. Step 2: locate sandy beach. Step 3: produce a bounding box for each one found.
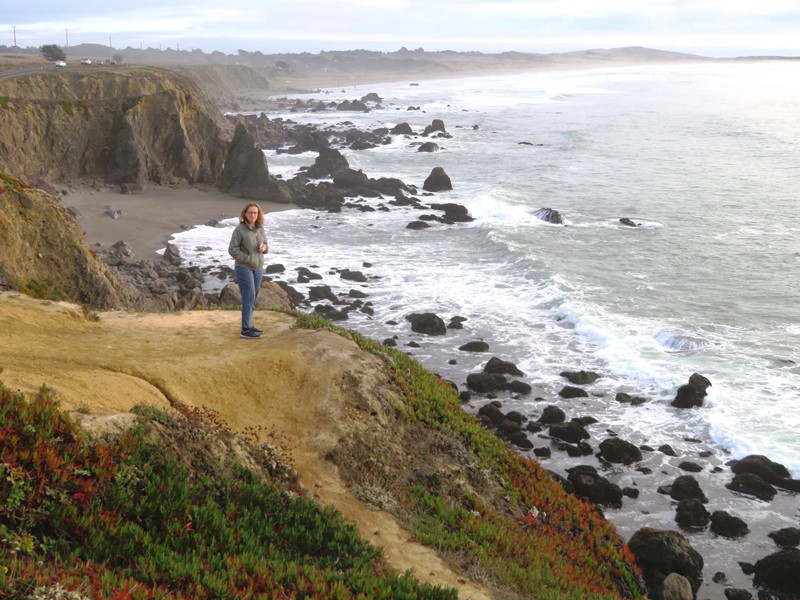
[60,185,294,262]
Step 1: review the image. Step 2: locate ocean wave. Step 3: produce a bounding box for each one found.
[653,327,712,352]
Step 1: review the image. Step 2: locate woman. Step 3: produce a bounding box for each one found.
[228,202,268,339]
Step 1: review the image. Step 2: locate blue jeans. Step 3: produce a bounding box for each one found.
[235,265,263,330]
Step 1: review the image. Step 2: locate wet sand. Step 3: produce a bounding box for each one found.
[60,185,294,262]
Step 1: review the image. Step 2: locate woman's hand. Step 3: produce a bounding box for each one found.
[259,243,267,253]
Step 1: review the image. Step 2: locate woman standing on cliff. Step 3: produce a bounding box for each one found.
[228,202,268,339]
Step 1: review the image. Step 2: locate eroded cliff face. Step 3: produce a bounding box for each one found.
[0,67,232,187]
[0,175,153,309]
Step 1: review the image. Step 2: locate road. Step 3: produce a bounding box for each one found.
[0,65,56,80]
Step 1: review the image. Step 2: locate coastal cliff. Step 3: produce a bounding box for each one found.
[0,177,644,598]
[0,67,231,187]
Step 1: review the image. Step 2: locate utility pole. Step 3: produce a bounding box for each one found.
[65,28,68,48]
[12,25,16,47]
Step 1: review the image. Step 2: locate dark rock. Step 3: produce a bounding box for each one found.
[549,422,590,444]
[726,473,777,501]
[406,220,431,230]
[218,123,271,201]
[265,263,285,274]
[671,372,712,408]
[675,498,711,529]
[459,340,490,352]
[406,312,446,335]
[422,166,453,192]
[305,147,349,179]
[623,486,640,499]
[678,461,703,473]
[659,444,678,457]
[467,372,508,394]
[768,527,800,548]
[339,268,368,282]
[506,380,532,395]
[360,92,382,103]
[572,415,598,427]
[429,202,474,223]
[422,119,446,136]
[598,438,643,465]
[566,465,623,508]
[753,548,800,596]
[538,405,566,425]
[723,589,753,600]
[559,385,589,399]
[447,315,467,329]
[382,338,397,347]
[477,402,505,427]
[534,207,565,224]
[162,242,182,266]
[534,447,551,458]
[313,304,348,321]
[418,142,439,152]
[483,356,524,377]
[391,123,414,135]
[668,475,708,503]
[332,168,369,188]
[560,370,600,385]
[308,285,338,303]
[710,510,749,538]
[730,455,800,491]
[620,217,640,227]
[628,528,704,595]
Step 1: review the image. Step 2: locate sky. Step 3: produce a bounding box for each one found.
[4,0,800,58]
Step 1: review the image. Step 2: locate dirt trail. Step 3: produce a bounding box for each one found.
[0,292,492,600]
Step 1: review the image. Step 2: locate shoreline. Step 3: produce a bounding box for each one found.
[60,184,294,262]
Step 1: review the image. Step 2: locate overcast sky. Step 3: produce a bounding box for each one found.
[5,0,800,58]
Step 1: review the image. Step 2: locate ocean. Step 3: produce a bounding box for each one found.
[170,60,800,595]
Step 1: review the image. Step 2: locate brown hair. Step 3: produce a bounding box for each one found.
[239,202,264,227]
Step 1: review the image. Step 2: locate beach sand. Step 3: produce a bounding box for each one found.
[60,185,294,262]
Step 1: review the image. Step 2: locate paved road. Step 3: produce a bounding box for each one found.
[0,65,56,81]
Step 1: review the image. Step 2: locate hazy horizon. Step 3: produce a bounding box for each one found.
[5,1,800,60]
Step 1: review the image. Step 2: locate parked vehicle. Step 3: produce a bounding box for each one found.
[55,60,67,67]
[80,58,92,65]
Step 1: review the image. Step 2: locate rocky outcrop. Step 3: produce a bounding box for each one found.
[628,528,704,597]
[0,176,150,309]
[0,68,230,187]
[218,123,271,200]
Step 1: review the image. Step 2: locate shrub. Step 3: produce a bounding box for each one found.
[293,311,644,599]
[0,382,458,599]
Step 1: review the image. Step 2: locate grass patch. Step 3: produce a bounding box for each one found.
[7,278,65,302]
[293,310,644,599]
[0,96,8,109]
[0,383,458,599]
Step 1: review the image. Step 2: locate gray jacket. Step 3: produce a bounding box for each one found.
[228,222,268,271]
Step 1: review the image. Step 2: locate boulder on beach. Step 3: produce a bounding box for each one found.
[671,372,712,408]
[549,421,590,444]
[675,498,711,529]
[768,527,800,548]
[483,356,524,377]
[628,528,704,596]
[406,312,446,335]
[753,548,800,596]
[725,472,777,501]
[560,370,600,385]
[566,465,623,508]
[709,510,749,538]
[598,437,643,465]
[558,385,589,399]
[422,167,453,192]
[422,119,446,136]
[534,207,565,224]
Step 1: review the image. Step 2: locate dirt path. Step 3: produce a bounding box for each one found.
[0,292,493,599]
